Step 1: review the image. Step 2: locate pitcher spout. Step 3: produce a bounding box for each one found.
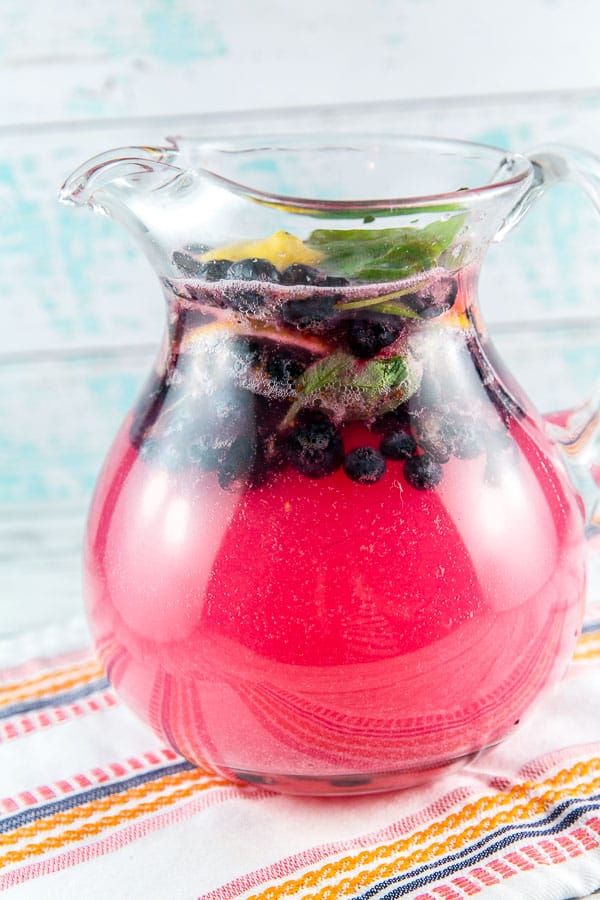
[59,145,193,273]
[59,146,181,209]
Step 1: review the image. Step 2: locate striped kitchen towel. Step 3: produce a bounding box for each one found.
[1,608,600,899]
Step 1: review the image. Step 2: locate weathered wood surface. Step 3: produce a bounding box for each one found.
[2,0,599,126]
[1,0,599,635]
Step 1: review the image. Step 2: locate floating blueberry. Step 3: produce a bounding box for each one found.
[380,431,417,460]
[265,351,308,388]
[343,447,386,484]
[279,264,350,288]
[404,455,443,490]
[280,295,337,330]
[196,258,232,281]
[346,317,405,358]
[172,250,204,276]
[406,276,458,318]
[217,435,256,488]
[227,258,281,283]
[286,412,344,478]
[411,412,453,462]
[372,405,411,435]
[223,287,265,315]
[280,264,323,285]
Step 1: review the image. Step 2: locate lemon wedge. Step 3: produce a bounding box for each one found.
[200,231,323,269]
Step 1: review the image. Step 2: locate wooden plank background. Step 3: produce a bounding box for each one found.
[1,0,600,637]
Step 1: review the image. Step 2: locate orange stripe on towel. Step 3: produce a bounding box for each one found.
[0,768,232,868]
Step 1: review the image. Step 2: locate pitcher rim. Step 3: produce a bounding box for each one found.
[62,133,533,216]
[164,132,533,213]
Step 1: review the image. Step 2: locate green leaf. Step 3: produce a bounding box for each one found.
[296,352,355,396]
[420,215,467,254]
[287,350,422,422]
[353,241,436,281]
[305,215,466,282]
[353,356,409,399]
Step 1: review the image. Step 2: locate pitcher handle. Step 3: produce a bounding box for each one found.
[497,144,600,540]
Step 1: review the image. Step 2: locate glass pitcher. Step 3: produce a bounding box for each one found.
[60,135,600,795]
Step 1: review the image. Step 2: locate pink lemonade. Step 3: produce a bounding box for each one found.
[84,260,586,794]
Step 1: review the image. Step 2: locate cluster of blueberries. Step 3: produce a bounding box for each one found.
[129,251,518,490]
[286,408,445,489]
[172,251,458,330]
[173,251,350,287]
[132,367,488,491]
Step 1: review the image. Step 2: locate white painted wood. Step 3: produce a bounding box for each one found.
[2,0,600,126]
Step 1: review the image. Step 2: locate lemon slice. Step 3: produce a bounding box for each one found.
[200,231,323,269]
[181,318,328,355]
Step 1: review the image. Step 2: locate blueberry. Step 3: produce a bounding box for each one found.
[411,412,453,462]
[406,276,458,318]
[172,250,204,276]
[319,275,350,287]
[223,287,265,315]
[197,258,232,281]
[280,264,323,285]
[217,435,256,488]
[279,264,350,287]
[227,258,281,283]
[265,351,307,387]
[286,412,344,478]
[372,405,411,435]
[380,431,417,460]
[280,295,337,330]
[404,455,443,490]
[346,317,405,358]
[343,447,386,484]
